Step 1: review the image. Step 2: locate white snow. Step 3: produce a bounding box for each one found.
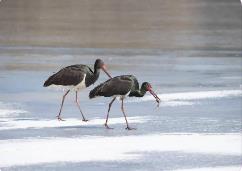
[0,133,241,168]
[161,101,194,106]
[0,90,241,168]
[0,109,27,118]
[0,116,149,130]
[128,89,242,103]
[173,166,242,171]
[0,102,28,118]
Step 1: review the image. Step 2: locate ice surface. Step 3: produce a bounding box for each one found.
[173,166,241,171]
[128,90,242,103]
[0,102,28,118]
[0,133,241,168]
[0,116,149,130]
[0,47,241,170]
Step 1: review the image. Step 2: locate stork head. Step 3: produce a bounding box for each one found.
[94,59,112,78]
[142,82,161,106]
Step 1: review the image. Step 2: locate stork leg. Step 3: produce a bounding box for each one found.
[57,90,70,121]
[104,97,116,129]
[75,91,88,122]
[121,98,136,130]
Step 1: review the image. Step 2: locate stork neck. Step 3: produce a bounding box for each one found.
[93,68,100,80]
[94,67,100,75]
[139,87,147,97]
[85,68,100,87]
[130,88,147,97]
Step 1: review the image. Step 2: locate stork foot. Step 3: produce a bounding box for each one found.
[56,116,65,121]
[82,119,88,122]
[104,123,114,129]
[125,126,136,130]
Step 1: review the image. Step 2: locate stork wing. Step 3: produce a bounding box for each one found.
[89,76,133,98]
[44,65,86,86]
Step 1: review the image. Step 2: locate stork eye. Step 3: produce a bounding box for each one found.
[146,84,151,90]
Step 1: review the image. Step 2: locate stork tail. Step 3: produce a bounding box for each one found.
[89,83,103,99]
[43,74,56,87]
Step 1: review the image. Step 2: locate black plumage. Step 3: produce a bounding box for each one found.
[89,75,139,98]
[43,59,112,121]
[89,75,160,130]
[44,64,98,88]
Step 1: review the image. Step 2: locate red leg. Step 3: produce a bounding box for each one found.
[121,98,136,130]
[104,97,116,129]
[57,90,70,121]
[75,91,88,122]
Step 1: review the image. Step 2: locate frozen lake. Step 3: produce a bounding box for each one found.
[0,0,242,170]
[0,47,241,170]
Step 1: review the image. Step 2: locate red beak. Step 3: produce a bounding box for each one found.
[101,64,112,79]
[148,89,161,106]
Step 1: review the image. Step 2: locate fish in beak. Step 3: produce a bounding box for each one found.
[148,88,161,107]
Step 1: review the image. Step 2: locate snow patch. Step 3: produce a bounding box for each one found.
[0,102,28,118]
[0,116,149,130]
[128,90,242,103]
[173,166,242,171]
[161,101,194,106]
[0,109,26,118]
[0,133,240,168]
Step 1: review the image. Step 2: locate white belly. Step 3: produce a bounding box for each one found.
[73,74,86,91]
[48,74,86,91]
[112,91,130,100]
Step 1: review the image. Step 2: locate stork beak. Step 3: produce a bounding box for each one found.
[148,89,161,107]
[101,64,112,79]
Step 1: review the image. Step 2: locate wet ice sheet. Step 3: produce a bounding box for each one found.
[0,47,241,170]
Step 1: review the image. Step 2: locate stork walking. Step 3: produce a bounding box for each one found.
[89,75,160,130]
[44,59,112,121]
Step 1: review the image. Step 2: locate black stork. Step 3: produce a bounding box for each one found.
[89,75,161,130]
[43,59,112,121]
